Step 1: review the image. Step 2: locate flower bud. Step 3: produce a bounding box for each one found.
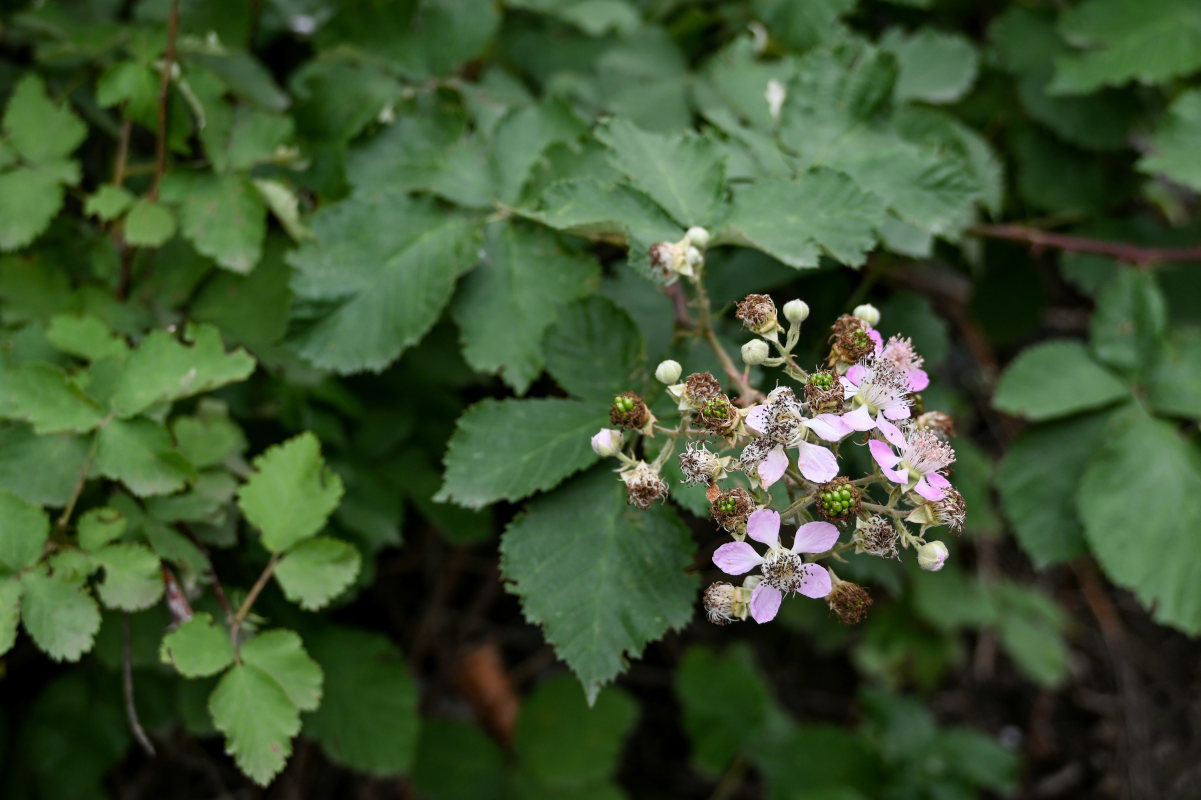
[852,303,880,327]
[917,540,950,571]
[655,359,682,384]
[685,226,711,249]
[783,299,810,324]
[590,428,623,457]
[741,339,770,366]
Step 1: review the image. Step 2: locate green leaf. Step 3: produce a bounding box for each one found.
[1050,0,1201,94]
[491,99,587,204]
[1088,270,1167,377]
[500,468,698,700]
[46,314,130,362]
[253,178,312,242]
[411,718,505,800]
[77,506,127,551]
[718,170,886,268]
[3,74,87,163]
[93,543,162,611]
[452,222,599,393]
[0,425,92,507]
[240,629,323,712]
[514,674,638,785]
[209,663,301,785]
[273,537,361,611]
[84,185,135,221]
[95,417,197,497]
[19,568,101,661]
[0,167,66,251]
[997,411,1112,568]
[1140,88,1201,192]
[436,398,602,509]
[304,627,419,775]
[993,341,1129,421]
[543,296,645,402]
[0,362,105,434]
[172,403,246,469]
[123,199,177,247]
[752,0,855,51]
[160,612,235,678]
[675,645,774,774]
[1147,330,1201,419]
[881,29,979,104]
[993,582,1069,687]
[168,172,267,273]
[0,489,50,573]
[237,432,344,553]
[596,118,727,227]
[1079,407,1201,633]
[0,577,20,656]
[288,190,483,373]
[110,323,255,417]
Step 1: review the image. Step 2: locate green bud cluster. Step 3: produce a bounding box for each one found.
[851,329,869,348]
[613,395,635,414]
[808,372,835,390]
[701,398,728,419]
[715,497,738,514]
[820,486,855,517]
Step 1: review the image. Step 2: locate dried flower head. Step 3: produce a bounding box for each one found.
[804,369,844,414]
[649,240,700,282]
[828,314,876,366]
[704,581,748,625]
[933,487,966,535]
[916,410,956,440]
[678,443,728,486]
[853,515,899,559]
[621,462,668,509]
[711,488,755,533]
[736,294,779,335]
[827,581,872,624]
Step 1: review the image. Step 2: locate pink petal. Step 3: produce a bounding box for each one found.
[797,564,832,598]
[869,439,901,470]
[746,404,770,434]
[846,364,866,385]
[881,463,909,484]
[926,472,951,490]
[746,509,781,548]
[791,521,839,554]
[882,403,911,421]
[866,328,883,353]
[914,476,946,501]
[875,415,906,448]
[712,542,763,575]
[906,369,929,392]
[796,441,838,483]
[805,414,849,442]
[757,445,788,488]
[842,404,875,432]
[750,582,783,623]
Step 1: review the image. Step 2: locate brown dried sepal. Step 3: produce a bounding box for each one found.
[917,410,956,440]
[827,582,873,625]
[683,371,722,406]
[827,314,874,366]
[736,294,778,334]
[626,469,668,509]
[610,391,650,430]
[815,476,861,522]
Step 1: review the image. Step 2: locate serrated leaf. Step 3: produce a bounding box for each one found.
[1147,330,1201,420]
[882,29,979,104]
[675,644,774,774]
[169,172,266,273]
[994,582,1069,687]
[95,417,197,497]
[93,543,162,611]
[123,199,177,247]
[240,629,323,712]
[209,663,300,786]
[237,432,344,552]
[84,185,135,221]
[304,627,419,775]
[287,189,482,373]
[253,178,312,242]
[0,577,20,656]
[111,324,255,417]
[996,411,1112,567]
[160,612,234,677]
[46,314,129,362]
[993,341,1129,421]
[718,170,886,268]
[0,167,66,251]
[452,222,599,393]
[0,489,50,573]
[492,99,587,204]
[1139,89,1201,192]
[0,425,92,507]
[514,674,638,785]
[0,362,105,434]
[596,118,726,227]
[77,506,127,551]
[1050,0,1201,94]
[3,74,87,163]
[1088,270,1167,377]
[436,398,602,509]
[172,405,246,469]
[1078,407,1201,633]
[542,296,645,401]
[273,537,360,611]
[19,568,101,662]
[500,468,698,701]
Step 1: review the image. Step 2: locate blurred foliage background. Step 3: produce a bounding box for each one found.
[1,0,1200,798]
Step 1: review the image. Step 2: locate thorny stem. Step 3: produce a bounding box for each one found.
[690,278,763,404]
[969,223,1201,268]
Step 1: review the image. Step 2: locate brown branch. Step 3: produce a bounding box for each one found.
[691,280,763,405]
[148,0,180,202]
[234,552,280,627]
[123,614,156,756]
[969,223,1201,268]
[55,439,98,534]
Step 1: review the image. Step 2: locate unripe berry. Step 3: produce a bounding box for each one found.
[741,339,770,365]
[852,303,880,327]
[655,359,682,384]
[590,428,623,457]
[685,226,711,248]
[783,299,809,324]
[917,540,949,571]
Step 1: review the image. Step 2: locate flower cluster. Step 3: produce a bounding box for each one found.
[588,246,963,627]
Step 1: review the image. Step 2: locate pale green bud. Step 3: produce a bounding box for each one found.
[590,428,623,457]
[852,304,880,327]
[783,299,810,324]
[655,359,682,384]
[685,226,711,249]
[917,540,949,571]
[741,339,770,366]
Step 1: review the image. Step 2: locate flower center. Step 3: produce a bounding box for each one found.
[762,552,806,593]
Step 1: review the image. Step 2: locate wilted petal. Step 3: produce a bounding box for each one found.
[914,476,946,501]
[797,564,832,598]
[842,404,875,431]
[806,413,849,442]
[868,439,901,470]
[907,369,930,392]
[746,509,781,548]
[791,521,840,554]
[758,445,789,488]
[796,441,838,483]
[713,542,763,575]
[875,415,906,448]
[750,582,783,623]
[746,404,770,434]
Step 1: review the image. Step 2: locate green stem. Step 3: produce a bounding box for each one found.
[691,277,762,404]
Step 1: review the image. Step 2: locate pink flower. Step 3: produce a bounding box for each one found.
[877,335,929,392]
[742,389,847,486]
[840,361,912,437]
[868,426,955,501]
[711,509,837,623]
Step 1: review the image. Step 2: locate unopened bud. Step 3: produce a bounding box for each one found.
[590,428,623,457]
[852,303,880,327]
[685,226,711,249]
[783,299,810,324]
[741,339,769,365]
[655,359,682,384]
[917,540,949,571]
